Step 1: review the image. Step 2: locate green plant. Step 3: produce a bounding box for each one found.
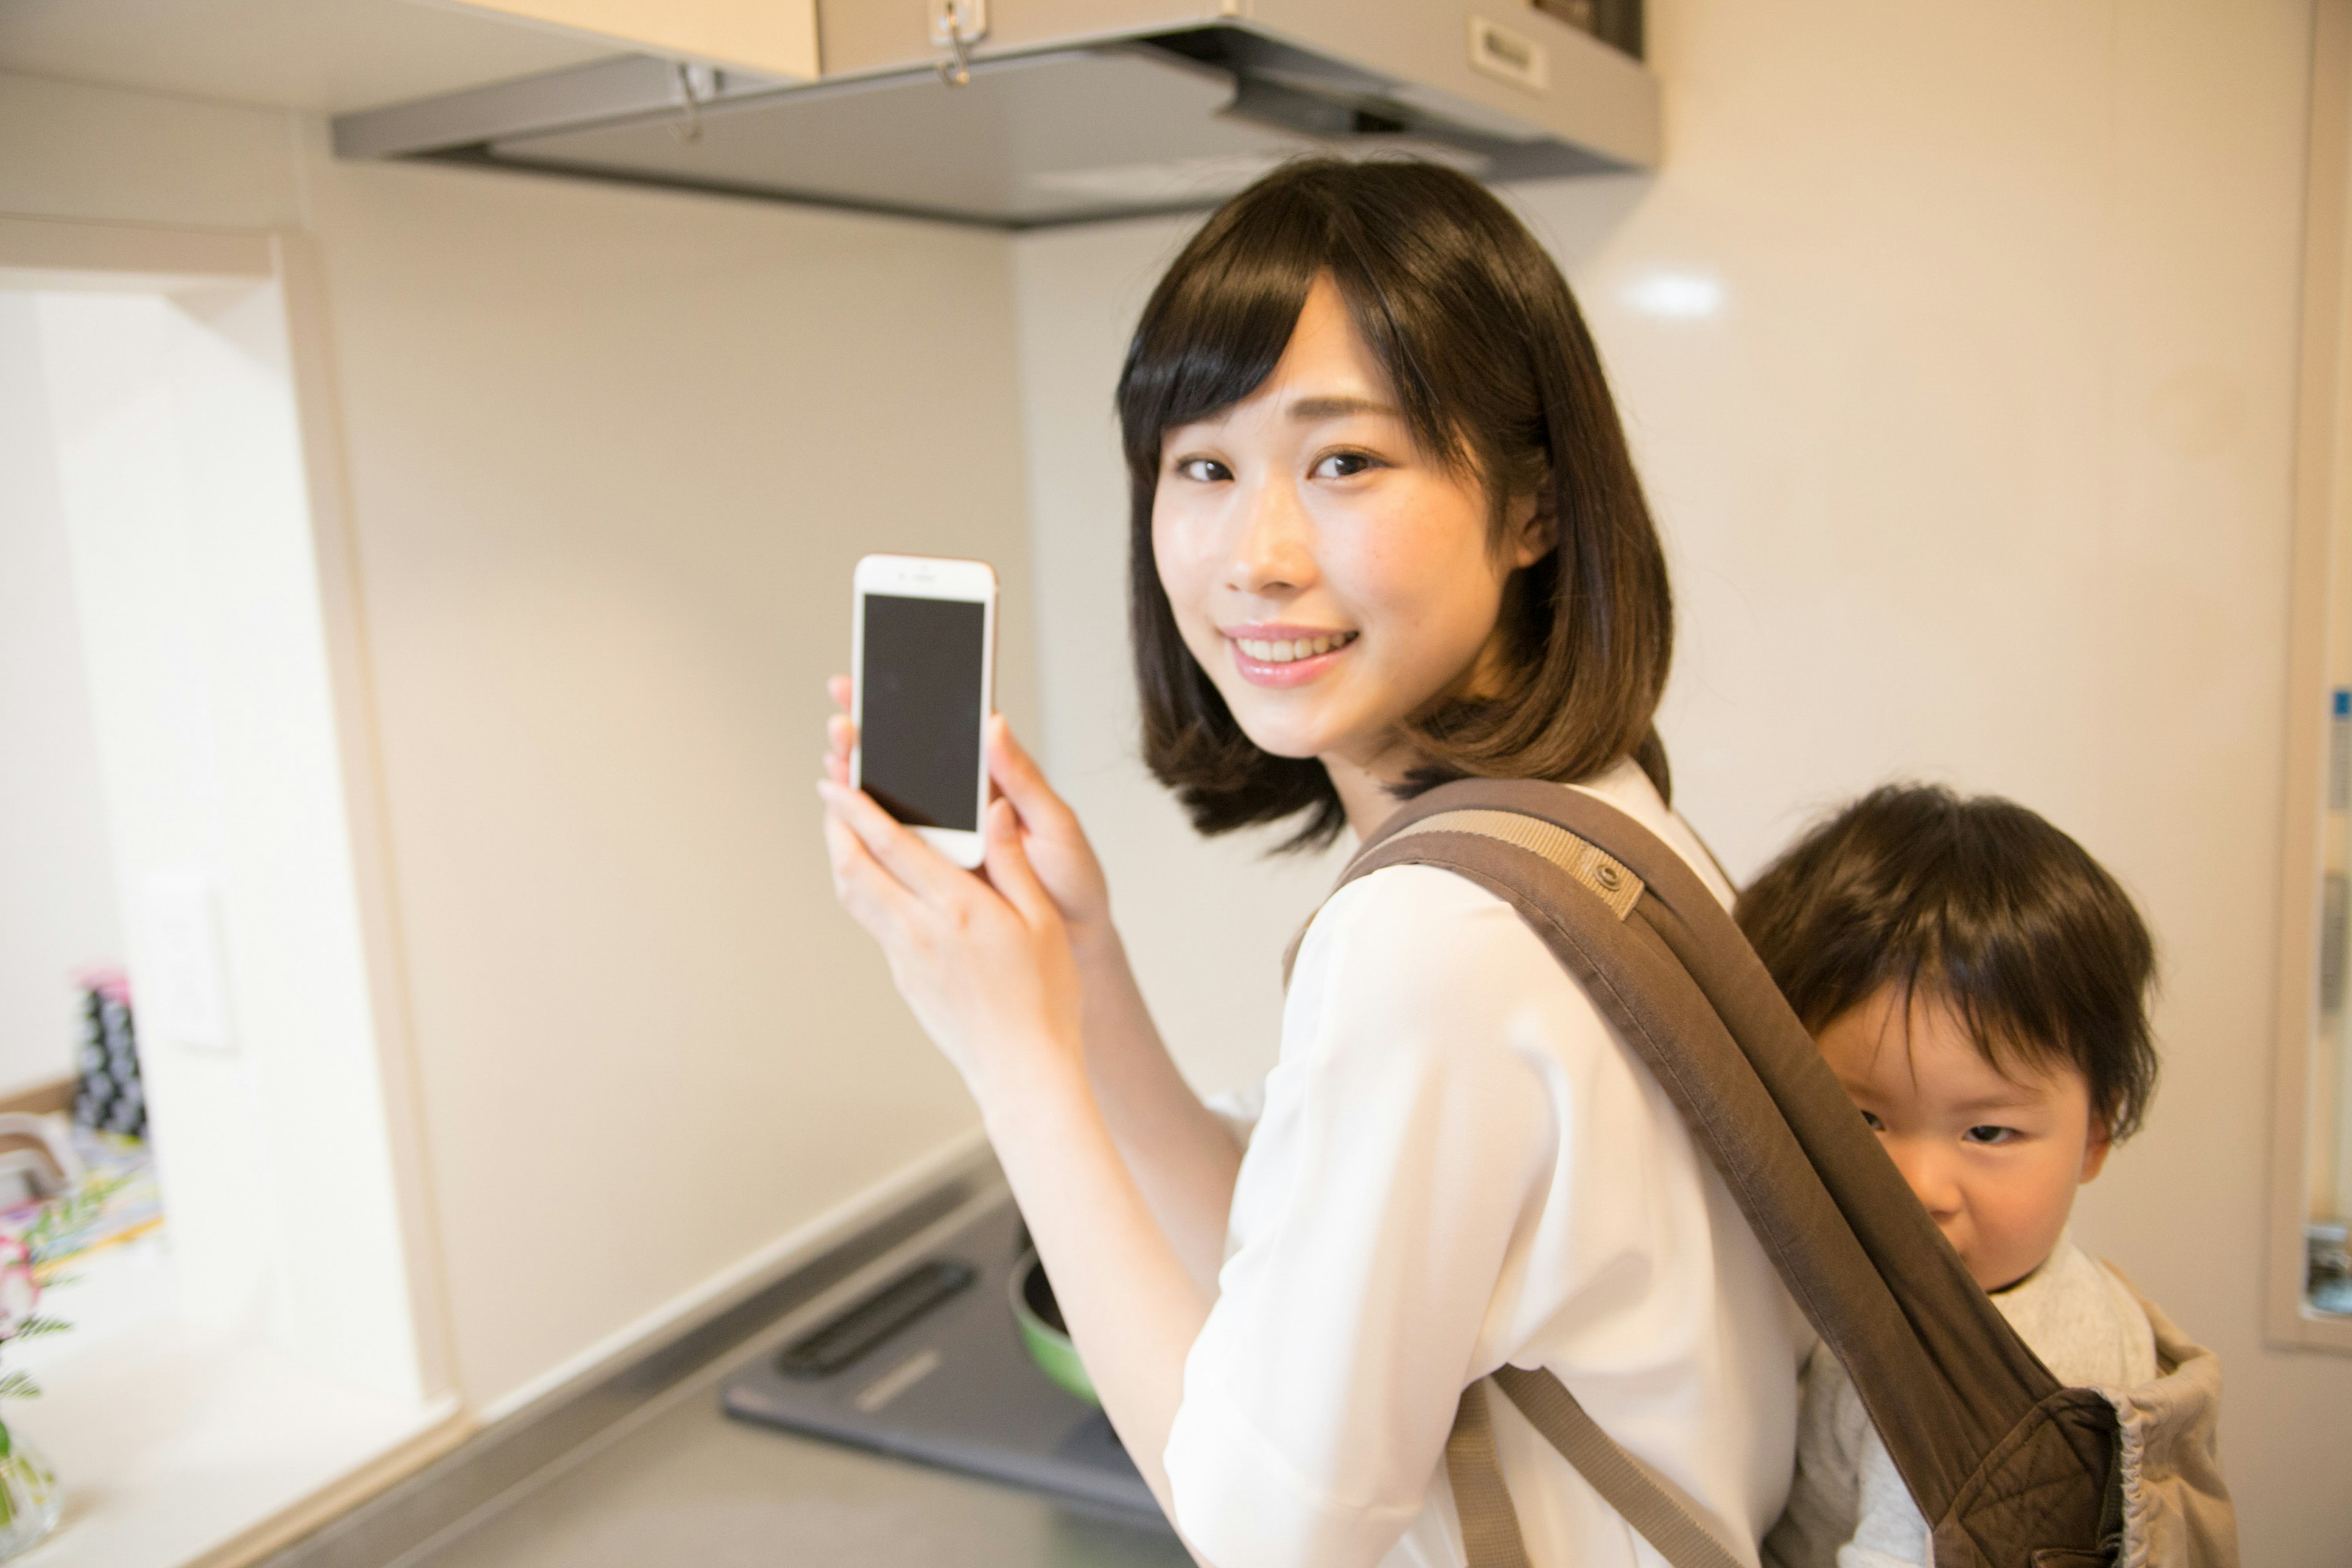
[0,1171,129,1400]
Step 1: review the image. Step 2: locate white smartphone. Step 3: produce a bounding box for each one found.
[851,553,998,870]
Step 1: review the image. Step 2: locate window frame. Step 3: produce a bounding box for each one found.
[2269,0,2352,1355]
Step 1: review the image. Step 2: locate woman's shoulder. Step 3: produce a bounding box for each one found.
[1302,761,1725,951]
[1282,764,1729,1059]
[1566,757,1738,910]
[1284,860,1597,1076]
[1299,859,1529,987]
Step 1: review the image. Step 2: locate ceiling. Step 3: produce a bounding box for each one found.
[0,0,620,115]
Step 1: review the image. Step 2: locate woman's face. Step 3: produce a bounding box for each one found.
[1152,276,1549,778]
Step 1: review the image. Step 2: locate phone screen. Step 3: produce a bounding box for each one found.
[860,594,987,831]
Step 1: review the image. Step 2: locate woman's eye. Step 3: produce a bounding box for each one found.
[1174,458,1232,483]
[1311,450,1381,479]
[1859,1109,1886,1132]
[1962,1125,2018,1146]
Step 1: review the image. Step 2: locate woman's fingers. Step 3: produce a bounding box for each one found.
[979,715,1114,941]
[818,778,976,907]
[820,801,919,938]
[825,714,856,786]
[825,678,857,786]
[985,796,1059,930]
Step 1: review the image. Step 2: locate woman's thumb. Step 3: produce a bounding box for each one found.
[987,717,1061,824]
[984,796,1056,929]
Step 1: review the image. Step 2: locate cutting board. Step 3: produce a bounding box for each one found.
[722,1196,1167,1527]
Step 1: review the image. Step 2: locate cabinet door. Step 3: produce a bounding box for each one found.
[439,0,818,80]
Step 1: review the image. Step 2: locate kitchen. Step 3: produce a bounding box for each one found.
[0,1,2346,1564]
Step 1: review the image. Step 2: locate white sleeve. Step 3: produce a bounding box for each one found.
[1839,1396,1932,1568]
[1202,1078,1268,1153]
[1161,868,1563,1568]
[1765,1344,1865,1568]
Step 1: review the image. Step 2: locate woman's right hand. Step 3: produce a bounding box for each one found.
[826,677,1114,948]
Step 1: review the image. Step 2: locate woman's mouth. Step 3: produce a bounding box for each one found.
[1225,628,1358,688]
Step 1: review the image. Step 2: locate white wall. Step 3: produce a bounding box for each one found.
[2,72,1035,1412]
[0,295,124,1098]
[1011,1,2350,1558]
[298,143,1036,1411]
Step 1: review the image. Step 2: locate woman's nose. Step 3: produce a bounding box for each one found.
[1226,478,1315,596]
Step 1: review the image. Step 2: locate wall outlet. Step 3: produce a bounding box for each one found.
[139,869,236,1054]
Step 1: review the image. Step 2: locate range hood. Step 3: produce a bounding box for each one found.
[333,1,1657,229]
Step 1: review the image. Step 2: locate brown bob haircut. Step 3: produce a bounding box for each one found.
[1736,785,2160,1142]
[1115,159,1675,848]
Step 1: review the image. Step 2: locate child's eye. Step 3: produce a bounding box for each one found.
[1311,450,1382,479]
[1962,1125,2018,1146]
[1174,457,1232,483]
[1858,1109,1885,1132]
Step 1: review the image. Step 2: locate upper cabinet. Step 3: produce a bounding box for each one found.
[436,0,818,83]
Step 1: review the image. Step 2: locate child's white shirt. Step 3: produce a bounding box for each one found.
[1774,1232,2159,1567]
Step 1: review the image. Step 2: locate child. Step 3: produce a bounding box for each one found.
[1736,784,2222,1566]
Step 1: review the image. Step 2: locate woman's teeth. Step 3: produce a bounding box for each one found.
[1237,631,1356,664]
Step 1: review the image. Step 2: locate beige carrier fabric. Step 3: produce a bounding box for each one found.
[1316,778,2176,1568]
[2102,1278,2237,1568]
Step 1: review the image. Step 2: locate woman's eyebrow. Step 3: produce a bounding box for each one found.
[1287,394,1400,421]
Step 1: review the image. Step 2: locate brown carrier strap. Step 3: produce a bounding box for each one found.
[1446,1371,1749,1568]
[1304,780,2119,1568]
[1446,1383,1531,1568]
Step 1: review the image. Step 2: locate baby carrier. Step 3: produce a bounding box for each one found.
[1306,779,2237,1568]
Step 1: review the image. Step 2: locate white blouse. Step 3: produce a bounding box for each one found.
[1163,759,1808,1568]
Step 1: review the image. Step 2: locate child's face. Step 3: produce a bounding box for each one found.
[1815,986,2110,1292]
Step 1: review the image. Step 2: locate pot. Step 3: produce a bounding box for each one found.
[1008,1250,1096,1406]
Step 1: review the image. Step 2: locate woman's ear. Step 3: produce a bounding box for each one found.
[1504,483,1558,570]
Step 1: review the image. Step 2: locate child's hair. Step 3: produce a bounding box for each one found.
[1115,159,1674,849]
[1736,784,2160,1141]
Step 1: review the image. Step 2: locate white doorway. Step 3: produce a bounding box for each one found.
[0,219,460,1566]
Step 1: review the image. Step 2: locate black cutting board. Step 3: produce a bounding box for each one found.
[722,1196,1168,1528]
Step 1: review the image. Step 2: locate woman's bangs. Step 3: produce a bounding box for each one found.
[1120,219,1329,469]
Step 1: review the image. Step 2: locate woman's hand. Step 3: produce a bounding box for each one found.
[818,758,1084,1107]
[822,679,1240,1295]
[827,678,1112,949]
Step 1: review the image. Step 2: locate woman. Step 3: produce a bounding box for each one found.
[819,160,1803,1568]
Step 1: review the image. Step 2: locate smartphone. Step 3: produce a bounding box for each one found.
[851,554,998,869]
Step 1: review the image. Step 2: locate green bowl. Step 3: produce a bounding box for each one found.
[1009,1251,1098,1406]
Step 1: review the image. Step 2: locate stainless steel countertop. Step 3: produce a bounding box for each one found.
[269,1160,1189,1568]
[411,1374,1186,1568]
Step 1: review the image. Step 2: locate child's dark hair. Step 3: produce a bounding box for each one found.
[1736,785,2160,1142]
[1116,159,1674,849]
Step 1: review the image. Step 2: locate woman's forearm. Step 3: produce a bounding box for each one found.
[816,715,1220,1558]
[979,1057,1210,1551]
[1071,922,1243,1293]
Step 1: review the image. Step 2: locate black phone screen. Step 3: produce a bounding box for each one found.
[860,594,987,831]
